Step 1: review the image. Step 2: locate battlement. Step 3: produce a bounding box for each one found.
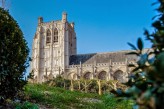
[67,61,136,69]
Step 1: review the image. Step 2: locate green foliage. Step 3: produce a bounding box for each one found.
[25,83,101,109]
[87,79,99,93]
[0,7,29,105]
[27,70,34,80]
[14,101,38,109]
[102,94,134,109]
[46,75,71,89]
[124,1,164,108]
[25,83,133,109]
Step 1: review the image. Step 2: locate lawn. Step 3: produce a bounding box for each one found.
[22,83,133,109]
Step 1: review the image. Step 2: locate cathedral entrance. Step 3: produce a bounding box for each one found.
[113,70,124,82]
[98,71,107,80]
[83,72,92,79]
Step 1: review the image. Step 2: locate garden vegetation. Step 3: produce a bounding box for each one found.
[122,0,164,108]
[0,7,29,108]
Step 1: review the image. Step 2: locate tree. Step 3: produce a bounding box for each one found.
[0,7,29,105]
[125,0,164,108]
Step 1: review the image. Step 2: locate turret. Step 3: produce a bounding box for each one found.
[38,17,43,26]
[70,22,75,29]
[62,12,67,22]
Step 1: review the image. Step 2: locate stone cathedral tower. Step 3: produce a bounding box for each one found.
[31,12,77,83]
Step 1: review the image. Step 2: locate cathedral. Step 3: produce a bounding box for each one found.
[31,12,137,83]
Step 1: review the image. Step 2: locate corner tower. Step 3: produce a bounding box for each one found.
[31,12,77,83]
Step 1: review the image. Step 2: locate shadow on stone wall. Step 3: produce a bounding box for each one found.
[69,53,97,65]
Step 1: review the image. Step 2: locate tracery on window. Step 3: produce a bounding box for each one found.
[54,28,58,42]
[46,29,51,43]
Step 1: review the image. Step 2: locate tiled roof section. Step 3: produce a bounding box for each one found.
[69,50,137,65]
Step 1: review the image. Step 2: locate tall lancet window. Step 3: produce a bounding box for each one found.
[54,28,58,43]
[46,29,51,43]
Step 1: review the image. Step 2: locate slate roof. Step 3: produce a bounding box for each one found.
[69,50,137,65]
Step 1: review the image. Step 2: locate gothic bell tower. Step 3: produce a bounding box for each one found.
[31,12,77,83]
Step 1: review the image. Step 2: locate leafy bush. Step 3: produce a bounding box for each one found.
[87,79,99,93]
[124,0,164,108]
[0,7,29,105]
[46,75,71,89]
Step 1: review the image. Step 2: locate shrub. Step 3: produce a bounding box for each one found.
[0,7,29,105]
[47,75,71,89]
[124,1,164,108]
[87,79,99,93]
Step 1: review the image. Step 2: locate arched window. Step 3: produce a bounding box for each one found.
[113,70,124,83]
[54,28,58,42]
[83,72,91,80]
[98,71,106,80]
[46,29,51,43]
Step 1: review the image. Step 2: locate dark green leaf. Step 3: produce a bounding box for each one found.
[137,38,143,51]
[132,67,140,72]
[127,42,138,50]
[152,21,161,28]
[126,52,139,56]
[128,64,136,67]
[137,53,148,67]
[144,29,149,36]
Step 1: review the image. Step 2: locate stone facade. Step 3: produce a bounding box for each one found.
[31,12,137,83]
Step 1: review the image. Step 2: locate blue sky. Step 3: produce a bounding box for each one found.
[8,0,156,54]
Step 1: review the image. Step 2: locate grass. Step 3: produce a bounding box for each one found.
[14,101,38,109]
[24,83,133,109]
